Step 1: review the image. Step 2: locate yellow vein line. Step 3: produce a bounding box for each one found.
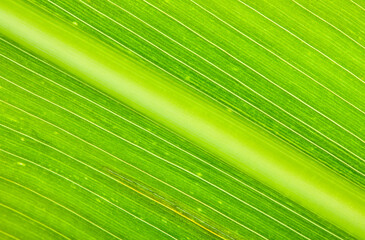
[35,1,365,168]
[0,81,267,239]
[0,202,70,240]
[0,147,176,240]
[133,0,365,151]
[292,0,365,49]
[0,40,343,239]
[106,169,229,240]
[351,0,365,11]
[237,0,365,84]
[0,230,19,240]
[0,176,122,240]
[189,0,365,115]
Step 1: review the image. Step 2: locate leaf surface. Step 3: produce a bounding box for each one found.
[0,0,364,239]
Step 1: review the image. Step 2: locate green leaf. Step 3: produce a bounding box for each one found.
[0,0,364,239]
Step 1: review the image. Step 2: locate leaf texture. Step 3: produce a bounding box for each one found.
[0,0,364,239]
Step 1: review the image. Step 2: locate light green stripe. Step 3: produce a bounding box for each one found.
[0,0,364,237]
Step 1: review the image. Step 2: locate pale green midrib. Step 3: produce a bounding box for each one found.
[0,0,364,238]
[0,37,344,239]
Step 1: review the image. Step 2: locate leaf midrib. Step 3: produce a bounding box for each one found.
[0,0,364,237]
